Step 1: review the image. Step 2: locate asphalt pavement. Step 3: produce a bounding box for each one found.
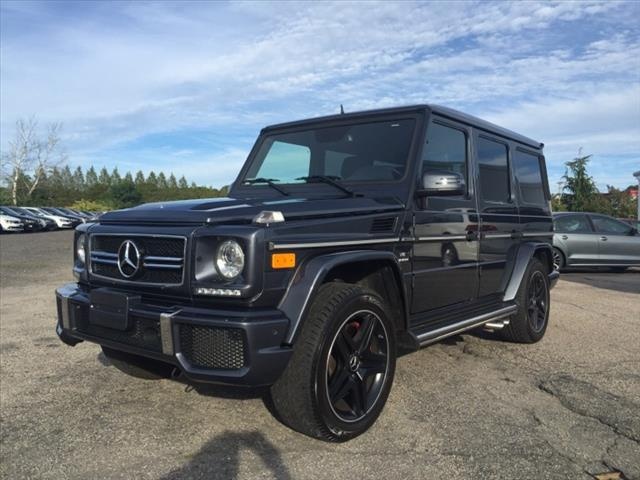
[1,230,638,479]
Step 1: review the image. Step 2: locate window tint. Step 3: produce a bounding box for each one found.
[591,215,632,235]
[514,150,546,205]
[477,137,510,203]
[422,122,467,190]
[553,215,592,233]
[250,141,311,183]
[245,119,416,184]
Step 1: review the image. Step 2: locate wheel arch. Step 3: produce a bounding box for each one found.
[503,242,555,302]
[278,250,409,344]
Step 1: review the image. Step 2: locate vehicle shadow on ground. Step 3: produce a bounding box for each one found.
[559,267,640,294]
[160,430,292,480]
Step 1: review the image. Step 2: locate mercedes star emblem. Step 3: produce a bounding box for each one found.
[117,240,141,278]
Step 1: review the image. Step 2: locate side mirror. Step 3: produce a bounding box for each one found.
[417,170,465,197]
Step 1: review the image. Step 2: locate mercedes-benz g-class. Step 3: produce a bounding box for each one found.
[56,105,558,441]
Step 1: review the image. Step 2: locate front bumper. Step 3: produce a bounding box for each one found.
[55,283,292,386]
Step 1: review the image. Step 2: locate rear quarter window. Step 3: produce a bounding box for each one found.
[514,150,546,205]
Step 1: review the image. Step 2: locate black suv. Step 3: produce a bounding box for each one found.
[56,105,558,441]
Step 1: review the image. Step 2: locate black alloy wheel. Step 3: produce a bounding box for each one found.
[270,282,397,441]
[527,271,548,333]
[325,310,390,423]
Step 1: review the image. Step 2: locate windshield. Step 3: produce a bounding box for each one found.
[243,118,416,184]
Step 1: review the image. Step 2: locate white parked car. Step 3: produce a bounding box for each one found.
[23,207,74,229]
[0,213,24,233]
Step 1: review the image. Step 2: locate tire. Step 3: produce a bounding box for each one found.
[442,244,459,267]
[552,247,565,271]
[101,346,171,380]
[501,258,550,344]
[270,282,397,442]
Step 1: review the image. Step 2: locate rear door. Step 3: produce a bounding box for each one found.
[475,134,521,298]
[589,214,640,265]
[553,214,598,265]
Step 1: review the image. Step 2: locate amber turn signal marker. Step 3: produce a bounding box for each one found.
[271,253,296,269]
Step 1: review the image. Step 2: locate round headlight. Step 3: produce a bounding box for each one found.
[215,240,245,280]
[76,234,86,265]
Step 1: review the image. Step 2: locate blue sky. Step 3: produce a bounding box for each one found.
[1,0,639,191]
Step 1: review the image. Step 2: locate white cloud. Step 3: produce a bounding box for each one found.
[1,0,638,188]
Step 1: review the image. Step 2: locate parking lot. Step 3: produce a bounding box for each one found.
[1,230,638,480]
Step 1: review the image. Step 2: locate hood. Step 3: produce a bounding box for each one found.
[98,196,405,226]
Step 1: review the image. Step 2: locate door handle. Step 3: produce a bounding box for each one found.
[561,235,568,240]
[600,236,608,241]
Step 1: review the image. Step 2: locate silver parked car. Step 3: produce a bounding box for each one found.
[552,212,640,271]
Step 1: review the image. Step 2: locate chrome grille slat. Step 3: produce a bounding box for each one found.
[89,234,186,286]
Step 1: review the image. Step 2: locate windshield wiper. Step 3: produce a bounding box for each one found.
[242,178,289,196]
[296,175,357,197]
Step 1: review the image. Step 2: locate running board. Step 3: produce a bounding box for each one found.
[414,305,517,347]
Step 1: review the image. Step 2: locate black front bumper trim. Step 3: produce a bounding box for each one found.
[55,283,292,387]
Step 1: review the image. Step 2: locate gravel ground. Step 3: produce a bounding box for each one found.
[1,230,639,480]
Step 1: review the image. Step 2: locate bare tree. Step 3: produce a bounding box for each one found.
[1,117,66,205]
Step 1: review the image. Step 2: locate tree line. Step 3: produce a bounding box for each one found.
[1,117,227,210]
[553,153,637,219]
[0,165,228,210]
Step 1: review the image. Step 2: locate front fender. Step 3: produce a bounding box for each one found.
[503,242,557,302]
[278,250,407,344]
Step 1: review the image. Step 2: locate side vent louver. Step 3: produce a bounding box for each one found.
[370,217,397,234]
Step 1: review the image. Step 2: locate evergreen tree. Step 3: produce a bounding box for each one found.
[562,154,600,212]
[123,172,134,184]
[111,167,122,185]
[168,173,178,189]
[60,165,74,189]
[134,170,145,185]
[157,172,168,189]
[178,176,188,189]
[98,167,111,185]
[146,171,158,186]
[73,166,85,191]
[85,166,98,187]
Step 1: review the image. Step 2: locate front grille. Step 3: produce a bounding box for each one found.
[90,235,185,285]
[179,325,245,370]
[77,315,163,353]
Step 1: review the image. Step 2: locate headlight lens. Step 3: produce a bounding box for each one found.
[215,240,244,279]
[76,234,86,265]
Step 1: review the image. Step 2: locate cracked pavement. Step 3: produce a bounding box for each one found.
[1,231,639,479]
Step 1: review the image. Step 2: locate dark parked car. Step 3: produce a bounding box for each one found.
[10,207,57,230]
[0,206,46,232]
[56,105,558,441]
[553,212,640,271]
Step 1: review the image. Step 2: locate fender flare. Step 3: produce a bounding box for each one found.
[278,250,408,344]
[503,242,554,302]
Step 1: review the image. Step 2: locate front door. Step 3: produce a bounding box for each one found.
[553,214,598,265]
[411,118,479,314]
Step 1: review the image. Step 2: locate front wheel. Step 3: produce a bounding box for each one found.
[270,282,396,441]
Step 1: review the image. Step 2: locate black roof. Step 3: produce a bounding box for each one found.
[262,104,542,149]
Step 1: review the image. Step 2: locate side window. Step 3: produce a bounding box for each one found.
[422,122,467,191]
[591,216,632,235]
[514,150,546,205]
[553,215,592,233]
[477,137,510,203]
[250,141,310,183]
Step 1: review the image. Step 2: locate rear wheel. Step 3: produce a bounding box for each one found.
[270,282,396,441]
[501,258,550,343]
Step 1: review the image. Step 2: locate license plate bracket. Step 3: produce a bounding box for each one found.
[89,289,141,331]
